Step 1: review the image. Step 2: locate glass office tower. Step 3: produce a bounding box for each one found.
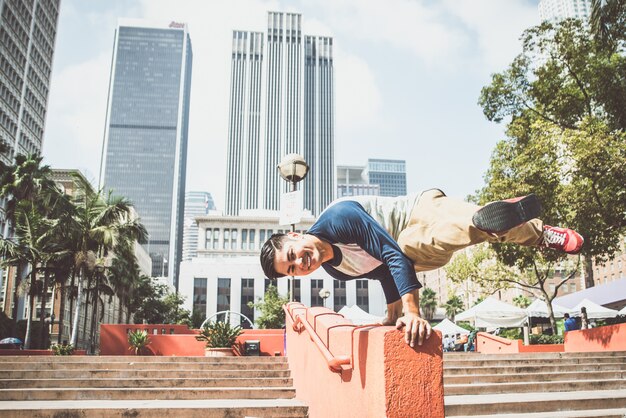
[225,12,334,216]
[99,20,192,289]
[365,159,407,197]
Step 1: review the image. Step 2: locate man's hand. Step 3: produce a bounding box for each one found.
[396,312,432,347]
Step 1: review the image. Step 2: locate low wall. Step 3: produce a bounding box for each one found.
[564,322,626,352]
[99,324,284,356]
[0,349,87,356]
[285,303,444,418]
[476,333,564,354]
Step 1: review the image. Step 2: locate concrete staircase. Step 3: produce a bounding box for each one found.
[0,355,308,417]
[444,351,626,418]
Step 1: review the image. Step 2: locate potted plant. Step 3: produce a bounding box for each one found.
[128,329,151,355]
[51,342,74,356]
[196,321,243,357]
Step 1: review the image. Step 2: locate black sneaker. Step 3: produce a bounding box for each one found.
[472,194,541,233]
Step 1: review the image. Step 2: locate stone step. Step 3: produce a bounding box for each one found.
[0,355,287,363]
[0,368,291,379]
[444,369,626,385]
[450,408,626,418]
[1,361,289,370]
[444,362,626,376]
[0,386,297,401]
[444,356,626,368]
[0,376,293,389]
[444,351,626,360]
[445,378,626,396]
[0,399,309,418]
[444,389,626,416]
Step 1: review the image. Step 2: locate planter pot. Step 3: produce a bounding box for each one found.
[205,347,234,357]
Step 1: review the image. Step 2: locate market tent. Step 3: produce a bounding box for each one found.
[455,297,527,328]
[526,299,570,318]
[619,305,626,315]
[570,298,618,319]
[338,305,382,325]
[433,318,470,337]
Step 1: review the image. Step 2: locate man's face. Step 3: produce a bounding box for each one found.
[273,233,324,277]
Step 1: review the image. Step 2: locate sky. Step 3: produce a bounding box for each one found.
[43,0,540,210]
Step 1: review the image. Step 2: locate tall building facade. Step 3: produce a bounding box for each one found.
[365,159,407,197]
[225,12,334,217]
[99,20,192,289]
[539,0,592,21]
[182,191,216,261]
[0,0,61,304]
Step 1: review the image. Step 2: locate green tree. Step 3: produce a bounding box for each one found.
[513,295,532,308]
[478,16,626,288]
[590,0,626,52]
[420,288,438,321]
[248,284,289,329]
[132,277,191,326]
[442,295,465,321]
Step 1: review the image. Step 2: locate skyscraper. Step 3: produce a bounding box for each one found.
[225,12,334,216]
[99,20,192,288]
[182,191,216,261]
[0,0,61,304]
[539,0,592,22]
[365,159,407,197]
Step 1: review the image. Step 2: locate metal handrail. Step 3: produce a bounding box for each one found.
[284,304,383,373]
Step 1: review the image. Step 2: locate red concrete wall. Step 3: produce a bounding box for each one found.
[475,332,564,354]
[564,322,626,352]
[285,303,444,418]
[99,324,284,356]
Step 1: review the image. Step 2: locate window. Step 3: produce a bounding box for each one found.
[193,278,207,318]
[293,278,301,302]
[213,229,220,250]
[259,229,266,249]
[223,229,230,250]
[231,229,237,250]
[249,229,255,250]
[204,228,211,249]
[356,280,369,312]
[240,278,255,328]
[216,278,231,322]
[333,281,346,311]
[241,229,248,250]
[311,279,324,307]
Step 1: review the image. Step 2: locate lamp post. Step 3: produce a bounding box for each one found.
[319,288,331,308]
[277,153,309,302]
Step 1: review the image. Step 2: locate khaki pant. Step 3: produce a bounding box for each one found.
[397,189,543,272]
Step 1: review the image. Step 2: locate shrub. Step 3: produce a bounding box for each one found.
[530,334,564,345]
[196,321,243,348]
[127,330,150,355]
[51,343,74,356]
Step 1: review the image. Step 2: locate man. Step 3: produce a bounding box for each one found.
[260,189,584,347]
[564,313,579,332]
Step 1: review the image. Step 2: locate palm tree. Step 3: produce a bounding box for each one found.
[590,0,625,52]
[420,288,438,321]
[65,175,147,349]
[443,296,465,322]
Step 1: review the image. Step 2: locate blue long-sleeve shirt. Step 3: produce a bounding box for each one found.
[307,200,422,304]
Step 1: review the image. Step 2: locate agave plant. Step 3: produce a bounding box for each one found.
[127,329,150,355]
[196,321,243,348]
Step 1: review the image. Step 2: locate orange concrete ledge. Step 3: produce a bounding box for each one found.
[99,324,284,356]
[476,332,564,354]
[564,322,626,352]
[285,303,444,418]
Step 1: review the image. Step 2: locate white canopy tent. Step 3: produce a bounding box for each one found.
[433,318,470,337]
[570,298,618,319]
[526,299,570,318]
[455,297,527,328]
[619,305,626,315]
[338,305,383,325]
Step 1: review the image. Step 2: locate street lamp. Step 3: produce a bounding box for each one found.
[277,153,309,302]
[319,288,331,308]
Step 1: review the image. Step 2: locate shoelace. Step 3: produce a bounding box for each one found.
[543,229,566,246]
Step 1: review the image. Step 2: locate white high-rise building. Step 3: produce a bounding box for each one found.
[539,0,592,22]
[182,191,215,261]
[225,11,334,217]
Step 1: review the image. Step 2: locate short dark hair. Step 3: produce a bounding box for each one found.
[564,313,570,318]
[260,233,288,279]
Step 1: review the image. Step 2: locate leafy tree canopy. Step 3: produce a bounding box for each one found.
[248,284,289,329]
